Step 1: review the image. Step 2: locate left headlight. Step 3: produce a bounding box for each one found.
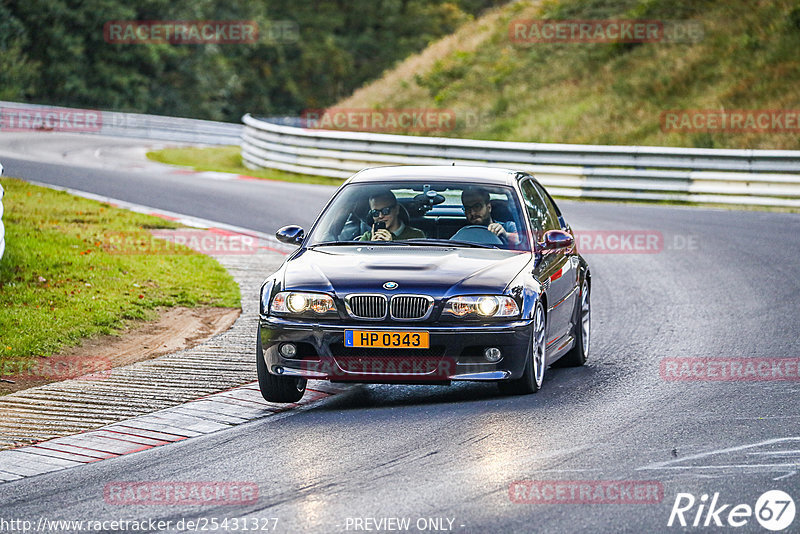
[269,291,337,316]
[442,295,519,318]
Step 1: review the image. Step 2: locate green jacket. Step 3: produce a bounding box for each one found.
[358,223,425,242]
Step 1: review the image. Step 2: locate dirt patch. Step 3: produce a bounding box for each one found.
[0,306,240,396]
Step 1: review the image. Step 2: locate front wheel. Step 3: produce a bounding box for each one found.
[554,279,590,367]
[499,301,546,395]
[256,330,307,403]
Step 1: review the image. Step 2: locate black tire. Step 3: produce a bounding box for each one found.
[256,330,307,403]
[553,279,590,368]
[498,301,546,395]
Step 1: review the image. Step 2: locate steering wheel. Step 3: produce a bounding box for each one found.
[450,225,504,246]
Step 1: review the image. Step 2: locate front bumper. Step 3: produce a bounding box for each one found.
[258,316,533,384]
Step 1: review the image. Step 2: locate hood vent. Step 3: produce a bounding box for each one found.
[361,246,455,253]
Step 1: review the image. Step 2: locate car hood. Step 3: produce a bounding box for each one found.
[282,245,531,297]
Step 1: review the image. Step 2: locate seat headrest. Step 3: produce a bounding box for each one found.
[398,203,410,224]
[489,199,513,222]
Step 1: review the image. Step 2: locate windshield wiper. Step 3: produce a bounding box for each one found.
[307,241,362,248]
[309,239,499,249]
[308,240,412,248]
[402,238,499,249]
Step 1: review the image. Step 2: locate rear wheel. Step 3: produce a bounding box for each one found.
[554,279,590,367]
[499,301,546,395]
[256,330,307,403]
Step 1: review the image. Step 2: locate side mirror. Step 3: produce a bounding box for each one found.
[539,229,574,252]
[276,225,305,245]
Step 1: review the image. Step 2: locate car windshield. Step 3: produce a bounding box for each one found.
[306,180,531,251]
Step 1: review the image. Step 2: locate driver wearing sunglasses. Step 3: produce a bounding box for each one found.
[358,190,425,242]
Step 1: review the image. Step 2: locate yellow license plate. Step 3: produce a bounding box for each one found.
[345,330,429,349]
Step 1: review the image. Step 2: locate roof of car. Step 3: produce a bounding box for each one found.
[346,165,523,186]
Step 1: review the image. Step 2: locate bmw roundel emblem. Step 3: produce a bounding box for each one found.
[383,281,399,290]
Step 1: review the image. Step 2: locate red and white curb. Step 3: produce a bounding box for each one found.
[0,181,351,483]
[0,380,350,482]
[169,169,263,182]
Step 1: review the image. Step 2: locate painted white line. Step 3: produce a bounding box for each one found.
[747,450,800,456]
[197,171,241,181]
[773,471,797,481]
[637,437,800,471]
[519,468,604,473]
[640,463,800,470]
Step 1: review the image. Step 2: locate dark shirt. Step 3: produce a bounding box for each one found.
[358,222,426,241]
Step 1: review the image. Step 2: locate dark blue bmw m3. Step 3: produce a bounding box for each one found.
[257,166,591,402]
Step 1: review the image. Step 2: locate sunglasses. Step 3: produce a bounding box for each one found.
[369,205,396,218]
[464,202,486,212]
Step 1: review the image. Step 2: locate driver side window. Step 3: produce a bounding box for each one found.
[520,179,557,242]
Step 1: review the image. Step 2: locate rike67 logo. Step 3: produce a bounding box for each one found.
[668,490,795,531]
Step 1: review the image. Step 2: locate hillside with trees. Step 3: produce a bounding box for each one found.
[0,0,503,121]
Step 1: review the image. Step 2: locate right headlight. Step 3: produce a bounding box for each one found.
[442,296,519,318]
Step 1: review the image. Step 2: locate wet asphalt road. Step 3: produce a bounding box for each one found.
[1,133,799,533]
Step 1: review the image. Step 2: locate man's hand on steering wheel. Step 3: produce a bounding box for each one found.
[487,222,509,243]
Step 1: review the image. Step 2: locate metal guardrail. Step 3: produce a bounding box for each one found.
[241,114,800,207]
[0,101,243,261]
[0,162,4,261]
[0,101,241,145]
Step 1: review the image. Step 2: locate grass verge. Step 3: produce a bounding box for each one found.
[0,177,240,377]
[147,145,344,186]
